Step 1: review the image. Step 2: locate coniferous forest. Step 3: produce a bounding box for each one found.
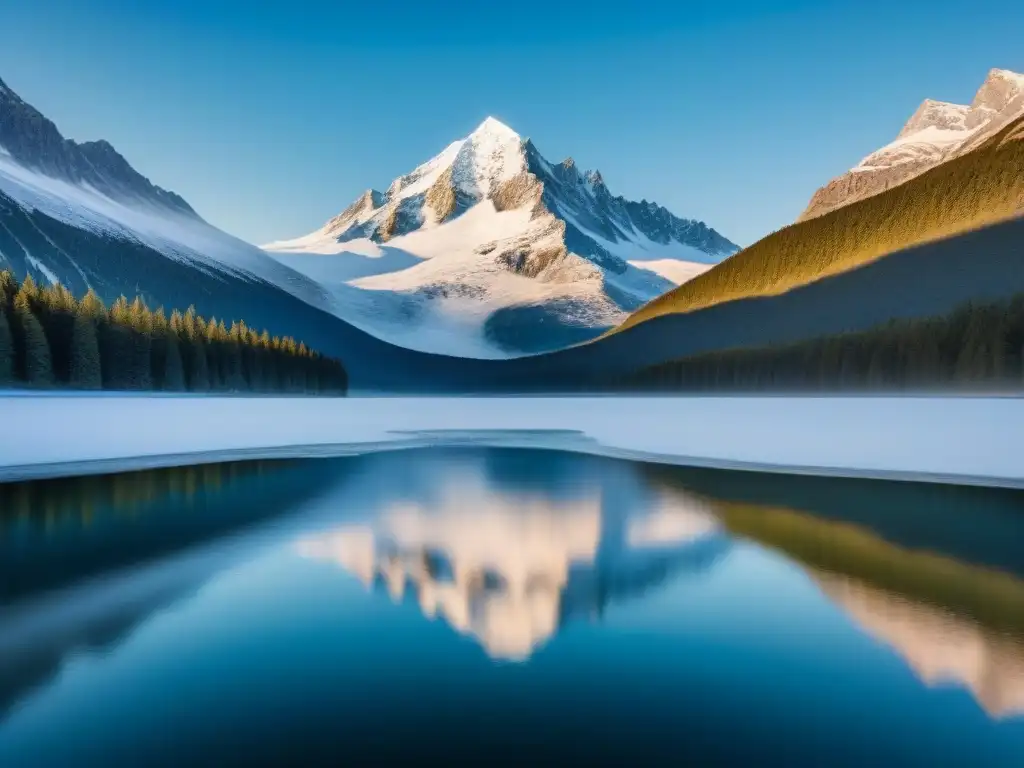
[623,293,1024,393]
[0,271,347,395]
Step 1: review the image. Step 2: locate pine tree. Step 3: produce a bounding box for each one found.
[224,321,247,391]
[205,317,224,390]
[162,328,186,391]
[101,323,135,389]
[0,270,17,310]
[79,289,106,320]
[0,304,13,386]
[19,274,40,304]
[69,313,102,390]
[149,307,168,388]
[128,297,153,390]
[37,283,77,383]
[13,291,54,387]
[187,338,210,392]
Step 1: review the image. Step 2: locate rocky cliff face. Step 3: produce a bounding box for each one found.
[800,68,1024,222]
[0,76,195,216]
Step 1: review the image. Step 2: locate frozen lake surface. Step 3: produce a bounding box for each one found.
[1,393,1022,487]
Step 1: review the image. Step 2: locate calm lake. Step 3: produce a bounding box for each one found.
[1,447,1024,765]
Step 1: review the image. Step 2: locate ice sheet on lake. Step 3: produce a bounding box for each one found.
[0,394,1022,487]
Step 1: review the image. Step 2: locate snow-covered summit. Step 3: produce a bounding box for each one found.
[971,68,1024,115]
[450,116,527,198]
[265,116,738,358]
[896,100,970,139]
[801,68,1024,221]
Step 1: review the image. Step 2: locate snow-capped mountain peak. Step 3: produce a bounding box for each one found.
[801,67,1024,220]
[451,116,527,198]
[470,115,521,141]
[971,68,1024,115]
[896,100,970,138]
[265,117,738,358]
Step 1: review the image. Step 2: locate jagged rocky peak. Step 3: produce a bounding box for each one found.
[972,68,1024,113]
[898,99,970,137]
[351,188,384,211]
[323,188,384,235]
[300,114,737,266]
[449,116,528,198]
[799,67,1024,221]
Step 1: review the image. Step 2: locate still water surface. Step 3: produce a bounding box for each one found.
[2,448,1024,765]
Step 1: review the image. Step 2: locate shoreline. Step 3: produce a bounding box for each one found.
[2,395,1022,487]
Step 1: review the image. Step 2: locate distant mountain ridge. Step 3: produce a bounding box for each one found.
[0,76,195,217]
[800,68,1024,221]
[267,117,738,357]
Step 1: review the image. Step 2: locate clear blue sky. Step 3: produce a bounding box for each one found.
[2,0,1022,247]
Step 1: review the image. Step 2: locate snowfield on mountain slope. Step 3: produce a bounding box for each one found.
[265,116,735,358]
[0,153,338,314]
[268,204,635,358]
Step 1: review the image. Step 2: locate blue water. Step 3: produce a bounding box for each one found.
[1,448,1023,765]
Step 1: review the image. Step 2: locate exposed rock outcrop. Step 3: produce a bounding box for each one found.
[800,68,1024,222]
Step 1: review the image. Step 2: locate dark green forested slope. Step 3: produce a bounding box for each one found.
[617,112,1024,333]
[0,271,347,394]
[622,293,1024,392]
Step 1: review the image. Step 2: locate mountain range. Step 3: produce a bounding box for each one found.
[1,66,1023,391]
[0,74,512,389]
[0,74,737,367]
[265,116,737,356]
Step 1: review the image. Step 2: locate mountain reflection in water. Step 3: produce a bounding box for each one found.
[296,474,729,661]
[816,573,1024,719]
[2,448,1024,765]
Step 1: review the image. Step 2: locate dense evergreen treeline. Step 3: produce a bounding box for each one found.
[0,271,347,394]
[624,294,1024,392]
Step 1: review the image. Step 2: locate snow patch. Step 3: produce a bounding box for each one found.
[857,125,979,171]
[25,254,60,285]
[628,258,712,284]
[268,202,632,358]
